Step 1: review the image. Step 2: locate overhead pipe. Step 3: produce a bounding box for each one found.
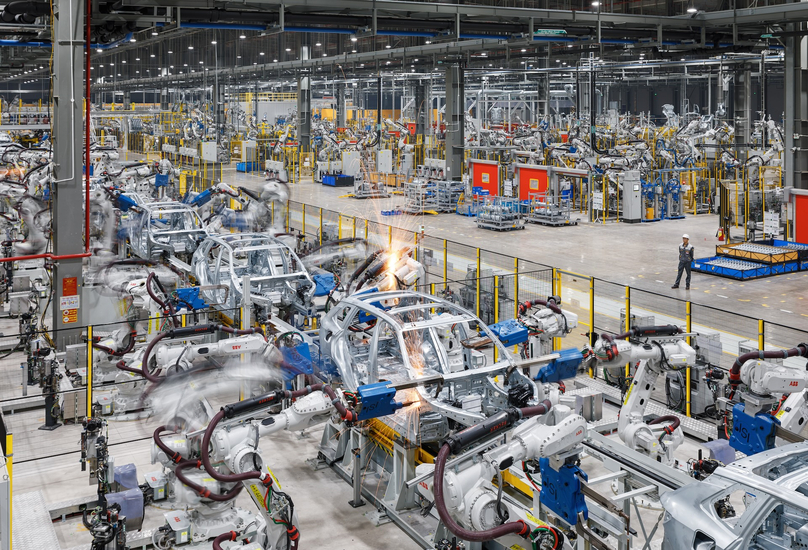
[0,31,132,49]
[182,22,267,31]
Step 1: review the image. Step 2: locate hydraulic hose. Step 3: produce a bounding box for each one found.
[433,402,553,542]
[146,272,180,328]
[729,343,808,388]
[174,460,243,502]
[347,249,382,289]
[517,299,562,316]
[647,415,681,438]
[92,330,136,357]
[212,532,237,550]
[153,426,185,464]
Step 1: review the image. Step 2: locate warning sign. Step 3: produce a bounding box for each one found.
[61,276,79,324]
[59,295,79,311]
[62,309,78,324]
[62,277,78,296]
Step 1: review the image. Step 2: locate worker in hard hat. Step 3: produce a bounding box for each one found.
[672,234,694,290]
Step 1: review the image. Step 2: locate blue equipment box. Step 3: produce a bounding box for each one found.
[487,319,528,347]
[312,273,337,297]
[322,174,354,187]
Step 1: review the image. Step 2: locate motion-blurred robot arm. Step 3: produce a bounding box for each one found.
[587,325,695,465]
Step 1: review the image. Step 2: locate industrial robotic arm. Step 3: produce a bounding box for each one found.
[416,402,587,549]
[718,342,808,455]
[588,325,695,465]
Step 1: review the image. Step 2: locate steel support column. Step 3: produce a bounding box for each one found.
[734,63,752,146]
[444,63,464,181]
[336,83,346,128]
[52,0,84,348]
[785,28,808,190]
[415,81,427,135]
[297,46,312,153]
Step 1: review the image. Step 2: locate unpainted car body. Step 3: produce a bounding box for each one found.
[191,232,314,315]
[319,290,545,428]
[127,200,208,260]
[662,442,808,550]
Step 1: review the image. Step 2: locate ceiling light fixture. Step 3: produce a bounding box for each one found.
[188,46,193,50]
[285,48,291,52]
[211,40,217,45]
[350,36,358,42]
[425,40,431,44]
[240,34,246,39]
[315,42,321,46]
[687,6,698,12]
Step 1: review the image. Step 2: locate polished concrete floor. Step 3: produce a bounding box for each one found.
[223,169,808,332]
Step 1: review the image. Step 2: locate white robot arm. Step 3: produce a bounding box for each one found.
[589,326,695,464]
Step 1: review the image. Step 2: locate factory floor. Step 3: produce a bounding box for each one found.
[221,168,808,331]
[11,369,686,550]
[11,159,806,550]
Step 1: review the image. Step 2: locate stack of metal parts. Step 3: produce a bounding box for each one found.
[526,190,574,226]
[436,180,464,213]
[402,178,438,214]
[731,243,788,254]
[700,257,761,270]
[475,196,525,231]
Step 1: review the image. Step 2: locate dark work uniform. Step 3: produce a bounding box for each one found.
[674,243,694,288]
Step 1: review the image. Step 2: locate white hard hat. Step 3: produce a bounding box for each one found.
[682,234,689,239]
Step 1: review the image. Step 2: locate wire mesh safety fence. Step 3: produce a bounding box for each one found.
[690,303,762,372]
[592,279,628,337]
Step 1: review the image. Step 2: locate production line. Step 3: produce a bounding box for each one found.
[3,2,808,548]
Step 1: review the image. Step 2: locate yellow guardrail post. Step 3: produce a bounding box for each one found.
[352,217,357,239]
[87,325,93,419]
[686,301,692,417]
[624,286,631,379]
[494,275,500,362]
[388,225,393,248]
[589,277,595,377]
[338,214,343,239]
[553,269,562,351]
[302,204,306,237]
[758,319,765,351]
[513,258,519,320]
[476,248,481,318]
[443,240,448,289]
[319,208,324,245]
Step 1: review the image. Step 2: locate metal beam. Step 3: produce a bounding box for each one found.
[51,0,84,347]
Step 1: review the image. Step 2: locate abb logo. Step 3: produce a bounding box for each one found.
[790,381,800,387]
[575,429,583,436]
[419,481,429,490]
[173,516,180,522]
[232,345,242,351]
[151,476,157,481]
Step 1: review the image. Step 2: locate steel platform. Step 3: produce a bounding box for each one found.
[572,375,720,442]
[13,491,61,550]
